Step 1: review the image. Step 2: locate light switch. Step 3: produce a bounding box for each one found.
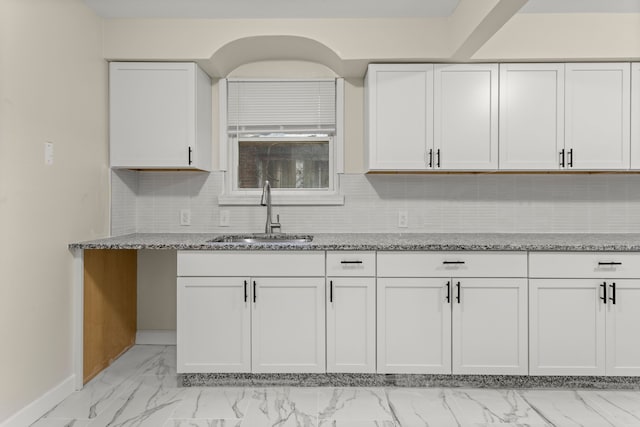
[44,142,54,165]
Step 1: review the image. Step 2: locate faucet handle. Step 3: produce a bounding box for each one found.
[270,214,282,233]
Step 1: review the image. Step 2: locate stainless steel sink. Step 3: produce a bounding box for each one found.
[207,234,313,244]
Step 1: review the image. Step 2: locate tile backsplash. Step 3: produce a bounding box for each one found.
[111,170,640,235]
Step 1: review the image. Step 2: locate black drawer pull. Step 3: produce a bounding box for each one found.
[244,280,248,303]
[443,261,465,265]
[598,262,622,266]
[456,282,461,304]
[600,282,607,304]
[341,260,363,264]
[609,282,617,305]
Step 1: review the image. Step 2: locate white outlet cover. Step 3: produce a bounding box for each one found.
[44,142,54,165]
[180,209,191,226]
[219,210,230,227]
[398,211,408,228]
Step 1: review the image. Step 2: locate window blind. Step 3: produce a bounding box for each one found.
[227,80,336,135]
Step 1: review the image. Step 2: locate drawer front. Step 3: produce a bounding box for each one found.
[177,251,325,277]
[326,251,375,276]
[377,251,527,278]
[529,252,640,278]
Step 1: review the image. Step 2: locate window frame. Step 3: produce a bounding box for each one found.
[219,78,344,206]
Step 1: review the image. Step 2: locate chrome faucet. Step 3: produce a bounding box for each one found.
[260,180,281,234]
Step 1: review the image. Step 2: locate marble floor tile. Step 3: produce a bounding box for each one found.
[162,420,242,427]
[520,390,621,427]
[30,420,90,427]
[86,375,185,426]
[448,389,549,426]
[317,388,394,425]
[241,387,319,427]
[575,390,640,426]
[385,388,461,427]
[172,388,251,419]
[30,346,640,427]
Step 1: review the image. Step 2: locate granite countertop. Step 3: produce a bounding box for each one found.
[69,232,640,251]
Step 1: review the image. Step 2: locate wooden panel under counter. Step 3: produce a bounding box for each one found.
[83,249,137,383]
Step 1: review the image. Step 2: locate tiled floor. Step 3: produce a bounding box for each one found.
[33,345,640,427]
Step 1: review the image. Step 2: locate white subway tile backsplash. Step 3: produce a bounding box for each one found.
[110,171,640,235]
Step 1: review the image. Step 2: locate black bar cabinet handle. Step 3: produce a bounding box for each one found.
[443,261,465,265]
[341,260,363,264]
[330,280,333,303]
[244,280,248,303]
[428,149,433,168]
[609,282,616,305]
[456,282,461,304]
[188,146,193,165]
[560,149,565,167]
[436,149,441,168]
[600,282,607,304]
[599,262,622,266]
[253,281,257,303]
[568,148,573,167]
[445,281,450,303]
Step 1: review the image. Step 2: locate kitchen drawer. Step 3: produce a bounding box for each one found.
[326,251,375,276]
[529,252,640,278]
[377,251,527,278]
[177,251,325,277]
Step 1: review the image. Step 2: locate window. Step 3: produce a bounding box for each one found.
[219,79,344,205]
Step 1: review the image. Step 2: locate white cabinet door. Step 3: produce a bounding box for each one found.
[452,278,528,375]
[326,278,376,373]
[177,277,251,373]
[529,279,606,376]
[251,277,325,373]
[499,64,565,170]
[434,64,498,170]
[365,64,433,171]
[606,280,640,376]
[110,62,212,170]
[377,278,451,374]
[631,63,640,169]
[565,63,630,170]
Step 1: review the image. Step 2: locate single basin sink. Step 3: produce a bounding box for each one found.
[207,234,314,244]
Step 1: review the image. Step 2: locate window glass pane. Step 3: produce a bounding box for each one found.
[238,140,329,189]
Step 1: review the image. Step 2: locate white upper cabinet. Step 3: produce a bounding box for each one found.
[110,62,212,171]
[434,64,498,170]
[565,63,630,170]
[499,64,565,170]
[631,63,640,169]
[365,64,434,171]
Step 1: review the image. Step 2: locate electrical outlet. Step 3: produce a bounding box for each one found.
[219,210,230,227]
[180,209,191,226]
[398,211,408,228]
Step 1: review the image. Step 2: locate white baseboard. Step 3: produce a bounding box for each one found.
[0,375,75,427]
[136,330,176,345]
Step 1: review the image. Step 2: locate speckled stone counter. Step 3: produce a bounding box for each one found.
[70,232,640,251]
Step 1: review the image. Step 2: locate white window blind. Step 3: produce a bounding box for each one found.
[227,80,336,135]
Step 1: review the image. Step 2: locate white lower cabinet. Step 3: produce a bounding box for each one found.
[377,252,528,375]
[251,277,325,373]
[177,251,325,374]
[529,252,640,376]
[327,277,376,373]
[377,278,451,373]
[452,278,528,375]
[326,251,376,373]
[177,277,251,373]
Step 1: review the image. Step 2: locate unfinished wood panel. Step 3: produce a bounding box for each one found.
[84,249,137,383]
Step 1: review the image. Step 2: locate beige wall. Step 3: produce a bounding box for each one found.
[0,0,108,422]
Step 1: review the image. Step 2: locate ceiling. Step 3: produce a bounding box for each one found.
[83,0,640,19]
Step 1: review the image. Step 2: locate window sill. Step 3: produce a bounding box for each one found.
[218,192,345,206]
